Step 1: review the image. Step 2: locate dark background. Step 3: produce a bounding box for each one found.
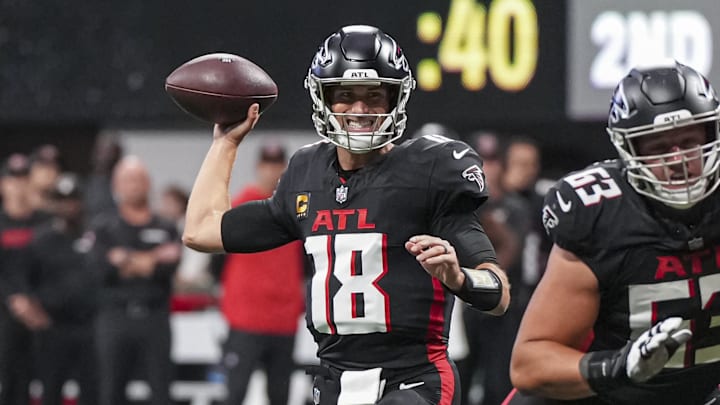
[0,0,613,176]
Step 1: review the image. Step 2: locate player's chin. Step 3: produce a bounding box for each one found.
[337,134,378,152]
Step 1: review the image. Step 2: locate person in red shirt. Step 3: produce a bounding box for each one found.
[219,141,305,405]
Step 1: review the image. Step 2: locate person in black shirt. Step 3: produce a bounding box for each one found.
[508,62,720,404]
[23,173,98,405]
[90,156,181,405]
[27,144,62,213]
[183,25,510,405]
[84,132,123,222]
[0,153,51,405]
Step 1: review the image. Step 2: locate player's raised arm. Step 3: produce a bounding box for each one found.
[183,104,260,253]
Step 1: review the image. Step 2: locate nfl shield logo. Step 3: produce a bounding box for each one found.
[335,185,348,204]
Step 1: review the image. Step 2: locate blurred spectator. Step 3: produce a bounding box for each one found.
[410,121,460,140]
[158,185,188,224]
[502,136,542,199]
[23,174,98,405]
[0,153,51,405]
[84,132,123,222]
[501,136,551,291]
[218,142,305,405]
[158,185,213,293]
[89,156,181,405]
[27,144,62,213]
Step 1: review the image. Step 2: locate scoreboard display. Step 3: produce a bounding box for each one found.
[414,0,539,93]
[408,0,565,128]
[0,0,564,129]
[0,0,716,133]
[566,0,720,120]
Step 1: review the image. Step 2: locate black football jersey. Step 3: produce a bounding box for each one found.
[542,160,720,404]
[223,136,493,369]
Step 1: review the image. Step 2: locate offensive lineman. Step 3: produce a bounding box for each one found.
[507,62,720,404]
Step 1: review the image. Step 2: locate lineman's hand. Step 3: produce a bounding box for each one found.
[581,317,692,393]
[625,317,692,382]
[405,234,464,291]
[212,103,261,146]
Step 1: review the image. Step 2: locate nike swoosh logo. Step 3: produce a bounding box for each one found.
[399,381,425,390]
[453,148,470,159]
[556,191,572,213]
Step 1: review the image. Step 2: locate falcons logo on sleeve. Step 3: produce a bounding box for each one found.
[462,165,485,191]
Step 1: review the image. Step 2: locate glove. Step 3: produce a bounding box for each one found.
[625,317,692,382]
[580,317,692,394]
[704,385,720,405]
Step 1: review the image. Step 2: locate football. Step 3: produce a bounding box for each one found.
[165,53,278,125]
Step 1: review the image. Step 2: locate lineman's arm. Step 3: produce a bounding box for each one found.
[510,244,599,399]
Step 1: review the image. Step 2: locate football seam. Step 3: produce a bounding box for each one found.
[165,84,277,99]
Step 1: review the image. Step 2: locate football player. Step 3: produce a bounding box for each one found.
[183,25,510,405]
[506,61,720,405]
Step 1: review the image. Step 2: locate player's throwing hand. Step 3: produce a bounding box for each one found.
[212,103,260,146]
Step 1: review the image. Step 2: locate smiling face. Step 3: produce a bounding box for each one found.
[328,85,391,131]
[311,84,398,153]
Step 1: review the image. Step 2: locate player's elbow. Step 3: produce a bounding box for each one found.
[510,354,542,394]
[183,212,225,253]
[181,231,204,251]
[182,230,223,253]
[509,344,552,396]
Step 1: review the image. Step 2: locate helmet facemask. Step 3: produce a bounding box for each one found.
[306,76,413,153]
[607,62,720,209]
[609,110,720,209]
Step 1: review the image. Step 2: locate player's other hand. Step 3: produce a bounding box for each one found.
[625,317,692,382]
[213,103,260,146]
[405,234,464,291]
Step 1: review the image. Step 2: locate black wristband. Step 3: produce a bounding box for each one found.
[579,343,632,395]
[455,267,502,311]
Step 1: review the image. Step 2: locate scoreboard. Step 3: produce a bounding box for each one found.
[567,0,720,120]
[0,0,717,132]
[414,0,539,93]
